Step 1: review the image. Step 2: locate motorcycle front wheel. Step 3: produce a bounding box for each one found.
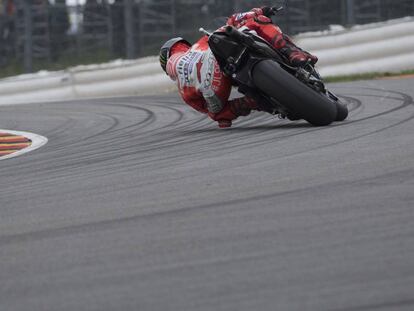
[335,100,348,121]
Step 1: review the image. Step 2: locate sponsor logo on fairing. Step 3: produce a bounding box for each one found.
[201,51,222,93]
[203,53,215,89]
[176,51,202,87]
[196,59,203,83]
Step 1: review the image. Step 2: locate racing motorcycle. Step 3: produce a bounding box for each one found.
[200,7,348,126]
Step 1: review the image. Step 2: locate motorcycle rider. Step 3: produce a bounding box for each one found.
[159,6,318,128]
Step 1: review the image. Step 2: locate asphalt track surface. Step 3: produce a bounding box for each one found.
[1,78,414,311]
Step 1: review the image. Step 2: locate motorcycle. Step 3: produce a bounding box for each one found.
[200,6,348,126]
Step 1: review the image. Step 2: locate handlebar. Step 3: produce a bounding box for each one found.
[272,6,284,13]
[263,6,284,17]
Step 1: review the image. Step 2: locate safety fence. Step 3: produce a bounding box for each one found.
[1,0,414,77]
[1,17,413,106]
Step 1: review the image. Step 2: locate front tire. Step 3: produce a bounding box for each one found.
[252,60,337,126]
[335,100,348,121]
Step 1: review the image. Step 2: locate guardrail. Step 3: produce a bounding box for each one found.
[0,17,413,105]
[296,17,414,77]
[0,57,172,105]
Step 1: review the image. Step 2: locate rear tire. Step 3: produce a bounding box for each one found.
[252,60,337,126]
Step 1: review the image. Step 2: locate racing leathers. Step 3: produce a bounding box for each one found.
[227,8,318,67]
[165,7,318,128]
[166,37,256,128]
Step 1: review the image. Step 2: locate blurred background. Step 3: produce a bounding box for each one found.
[0,0,413,78]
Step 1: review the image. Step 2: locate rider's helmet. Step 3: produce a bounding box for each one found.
[159,37,191,73]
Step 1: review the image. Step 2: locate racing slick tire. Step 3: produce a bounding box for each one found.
[252,60,337,126]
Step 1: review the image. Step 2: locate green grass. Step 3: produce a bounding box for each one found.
[325,69,414,83]
[0,60,25,79]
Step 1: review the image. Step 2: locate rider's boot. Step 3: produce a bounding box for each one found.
[273,34,318,67]
[280,34,318,67]
[229,97,258,116]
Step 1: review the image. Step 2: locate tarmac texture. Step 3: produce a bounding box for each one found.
[1,78,413,311]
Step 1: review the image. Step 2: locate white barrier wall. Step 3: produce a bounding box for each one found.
[0,57,173,105]
[1,17,413,105]
[295,17,414,77]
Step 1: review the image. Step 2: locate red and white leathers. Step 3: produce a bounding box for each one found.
[165,7,317,128]
[166,37,255,128]
[226,8,318,66]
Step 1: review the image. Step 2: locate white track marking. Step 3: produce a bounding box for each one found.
[0,129,48,160]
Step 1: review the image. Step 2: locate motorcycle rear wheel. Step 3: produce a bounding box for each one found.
[252,60,337,126]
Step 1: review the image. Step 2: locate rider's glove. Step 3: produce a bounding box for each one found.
[229,97,258,116]
[217,119,232,128]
